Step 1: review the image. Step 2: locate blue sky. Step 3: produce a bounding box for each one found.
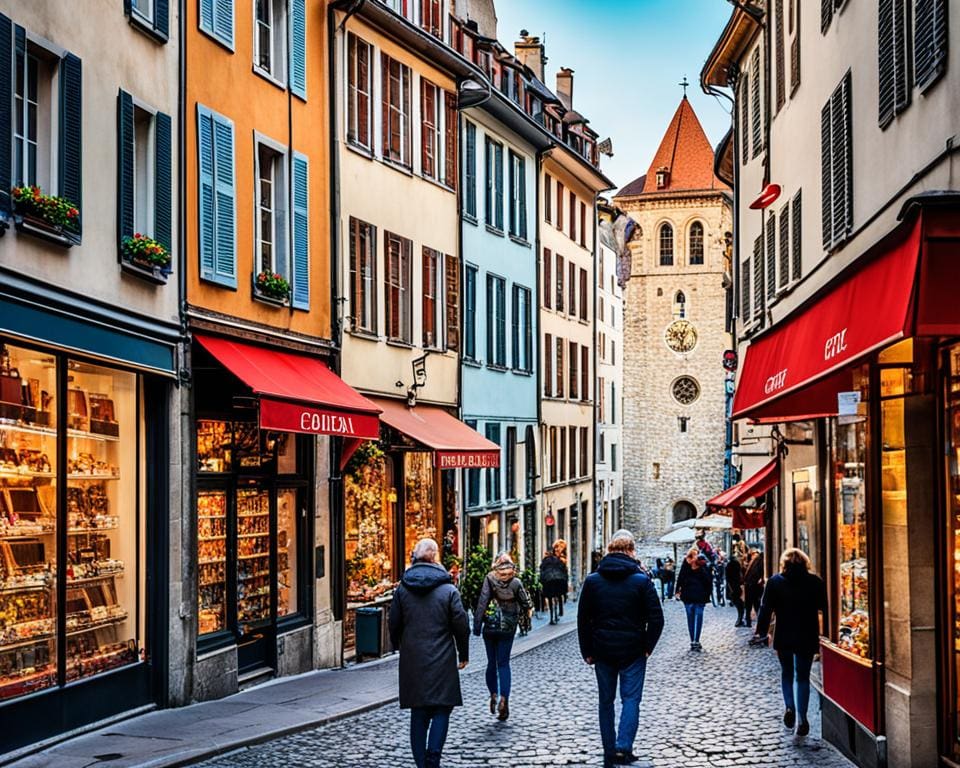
[494,0,734,190]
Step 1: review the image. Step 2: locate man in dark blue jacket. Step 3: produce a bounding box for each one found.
[578,530,664,767]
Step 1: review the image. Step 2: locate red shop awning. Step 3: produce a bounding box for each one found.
[732,217,927,420]
[195,334,381,439]
[706,458,779,529]
[372,397,501,468]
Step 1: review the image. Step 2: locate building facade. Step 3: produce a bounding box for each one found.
[614,97,732,549]
[703,1,960,766]
[0,0,182,748]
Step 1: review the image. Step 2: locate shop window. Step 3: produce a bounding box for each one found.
[344,444,395,605]
[945,344,960,749]
[0,344,143,700]
[254,0,287,82]
[404,452,437,553]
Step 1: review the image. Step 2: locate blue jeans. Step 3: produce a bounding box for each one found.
[685,602,705,642]
[778,651,814,720]
[409,706,452,768]
[483,632,514,698]
[594,655,647,755]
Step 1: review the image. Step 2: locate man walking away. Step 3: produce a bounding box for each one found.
[713,552,727,607]
[389,539,470,768]
[726,551,746,626]
[578,530,664,767]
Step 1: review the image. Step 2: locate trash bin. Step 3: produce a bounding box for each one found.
[354,606,383,659]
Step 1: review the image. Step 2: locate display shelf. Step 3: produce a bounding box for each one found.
[239,569,270,580]
[238,512,269,519]
[67,429,120,443]
[0,469,54,480]
[67,572,123,588]
[1,528,56,539]
[68,523,119,535]
[0,632,55,652]
[237,552,270,560]
[0,581,50,594]
[0,420,57,439]
[237,533,265,539]
[67,473,121,481]
[65,613,128,637]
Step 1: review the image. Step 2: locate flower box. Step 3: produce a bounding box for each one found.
[253,271,291,307]
[121,234,171,284]
[11,186,79,247]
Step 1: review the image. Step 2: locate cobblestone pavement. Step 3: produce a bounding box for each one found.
[198,601,854,768]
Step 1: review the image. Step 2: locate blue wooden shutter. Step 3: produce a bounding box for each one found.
[199,0,215,34]
[289,0,307,99]
[291,152,310,309]
[518,157,527,240]
[197,106,216,280]
[117,90,135,248]
[0,15,13,212]
[59,52,83,236]
[212,113,236,286]
[154,0,169,39]
[207,0,233,47]
[155,111,173,259]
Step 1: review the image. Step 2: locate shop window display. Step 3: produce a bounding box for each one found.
[945,343,960,745]
[0,344,142,700]
[404,452,437,556]
[344,443,395,604]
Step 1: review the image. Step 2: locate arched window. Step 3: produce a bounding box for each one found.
[689,221,704,265]
[672,500,697,523]
[659,223,674,266]
[674,291,686,318]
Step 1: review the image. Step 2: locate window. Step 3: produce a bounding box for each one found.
[464,121,477,217]
[485,423,501,503]
[611,381,617,423]
[255,140,287,278]
[381,53,411,166]
[524,426,536,499]
[384,232,412,342]
[581,345,589,401]
[422,247,442,347]
[739,74,750,165]
[569,341,579,399]
[569,191,577,243]
[549,426,557,483]
[599,432,606,461]
[420,0,442,38]
[569,426,578,478]
[444,90,456,189]
[512,286,533,372]
[611,443,617,472]
[544,333,553,396]
[750,47,763,157]
[543,248,553,309]
[568,262,576,316]
[465,419,480,507]
[556,254,565,312]
[914,0,947,91]
[485,138,504,230]
[752,235,764,318]
[556,338,565,398]
[790,0,801,92]
[579,201,587,248]
[878,0,911,127]
[544,172,552,223]
[778,206,790,291]
[505,427,516,500]
[132,0,154,22]
[559,426,567,482]
[199,0,234,47]
[198,105,237,287]
[384,0,414,21]
[597,376,605,421]
[673,501,696,523]
[347,34,373,149]
[579,268,588,321]
[689,222,704,265]
[765,214,776,300]
[254,0,287,81]
[775,0,785,112]
[508,151,527,240]
[659,223,674,266]
[420,80,441,179]
[465,264,477,359]
[740,255,751,320]
[674,291,686,319]
[486,275,506,367]
[821,72,853,250]
[672,376,701,405]
[556,180,565,230]
[444,254,460,352]
[580,426,589,477]
[791,191,802,282]
[349,218,376,332]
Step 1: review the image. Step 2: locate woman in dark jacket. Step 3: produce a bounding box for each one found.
[725,552,745,626]
[389,539,470,768]
[674,547,713,650]
[539,544,569,625]
[742,548,765,627]
[473,553,532,722]
[755,548,828,738]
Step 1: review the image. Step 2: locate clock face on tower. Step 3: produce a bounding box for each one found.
[664,320,698,353]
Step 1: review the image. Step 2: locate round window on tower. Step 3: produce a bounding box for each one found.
[671,376,701,405]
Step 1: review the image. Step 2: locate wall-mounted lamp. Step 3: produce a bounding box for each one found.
[749,183,782,210]
[406,353,431,407]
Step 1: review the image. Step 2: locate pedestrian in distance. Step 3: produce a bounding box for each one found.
[754,548,828,739]
[540,542,569,624]
[726,551,746,626]
[713,552,727,607]
[578,530,664,767]
[388,538,470,768]
[675,547,712,651]
[654,558,665,601]
[473,552,533,722]
[661,557,675,601]
[743,548,765,627]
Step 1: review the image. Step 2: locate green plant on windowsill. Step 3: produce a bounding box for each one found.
[11,185,79,231]
[122,233,171,270]
[255,270,291,301]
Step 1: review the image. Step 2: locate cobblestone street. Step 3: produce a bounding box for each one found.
[198,601,854,768]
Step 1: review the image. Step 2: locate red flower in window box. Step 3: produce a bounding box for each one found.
[122,233,171,269]
[11,185,80,231]
[255,270,291,301]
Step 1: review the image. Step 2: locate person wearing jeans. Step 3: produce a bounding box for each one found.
[483,632,514,704]
[755,548,828,737]
[409,706,452,768]
[675,548,713,650]
[578,530,664,767]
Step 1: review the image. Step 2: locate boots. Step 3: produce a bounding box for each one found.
[424,750,442,768]
[497,696,509,721]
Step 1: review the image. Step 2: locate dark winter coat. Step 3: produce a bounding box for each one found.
[675,560,712,605]
[539,554,569,599]
[756,569,828,656]
[577,552,665,669]
[388,562,470,709]
[725,556,744,601]
[743,556,765,599]
[473,571,532,637]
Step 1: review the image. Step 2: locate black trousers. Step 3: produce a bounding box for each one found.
[729,595,745,623]
[744,588,762,624]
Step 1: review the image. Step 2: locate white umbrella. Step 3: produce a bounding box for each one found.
[658,527,697,544]
[693,514,734,530]
[671,518,696,529]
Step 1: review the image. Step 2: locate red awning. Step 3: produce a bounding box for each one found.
[372,397,501,468]
[195,334,381,439]
[706,458,779,517]
[732,217,925,420]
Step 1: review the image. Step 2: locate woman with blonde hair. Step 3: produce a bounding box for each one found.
[674,546,712,650]
[473,552,532,722]
[755,548,828,738]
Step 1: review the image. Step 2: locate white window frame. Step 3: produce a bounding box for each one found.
[346,33,373,151]
[381,53,412,167]
[132,98,158,237]
[421,246,444,349]
[131,0,155,24]
[420,78,443,181]
[253,133,289,279]
[14,39,60,193]
[253,0,287,85]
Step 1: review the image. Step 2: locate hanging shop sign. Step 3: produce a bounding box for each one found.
[435,450,501,469]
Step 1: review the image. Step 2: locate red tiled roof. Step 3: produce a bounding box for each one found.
[617,97,728,197]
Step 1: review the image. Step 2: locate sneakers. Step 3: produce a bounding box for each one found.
[497,696,509,721]
[783,708,796,729]
[797,719,810,737]
[689,641,702,651]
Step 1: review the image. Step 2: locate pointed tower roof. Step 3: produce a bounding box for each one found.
[616,97,727,197]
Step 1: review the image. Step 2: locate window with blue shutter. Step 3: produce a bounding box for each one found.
[59,52,82,237]
[155,111,172,256]
[200,0,233,48]
[197,104,236,287]
[0,14,12,213]
[289,0,306,99]
[464,122,476,218]
[291,152,309,309]
[117,90,135,247]
[124,0,170,42]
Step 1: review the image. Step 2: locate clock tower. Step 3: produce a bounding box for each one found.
[613,95,733,550]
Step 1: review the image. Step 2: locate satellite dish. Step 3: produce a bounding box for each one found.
[597,137,614,157]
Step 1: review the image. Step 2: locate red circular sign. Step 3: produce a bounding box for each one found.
[545,515,555,527]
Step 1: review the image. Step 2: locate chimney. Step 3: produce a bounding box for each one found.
[556,67,574,110]
[514,32,545,81]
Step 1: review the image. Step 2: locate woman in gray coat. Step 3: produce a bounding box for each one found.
[389,539,470,768]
